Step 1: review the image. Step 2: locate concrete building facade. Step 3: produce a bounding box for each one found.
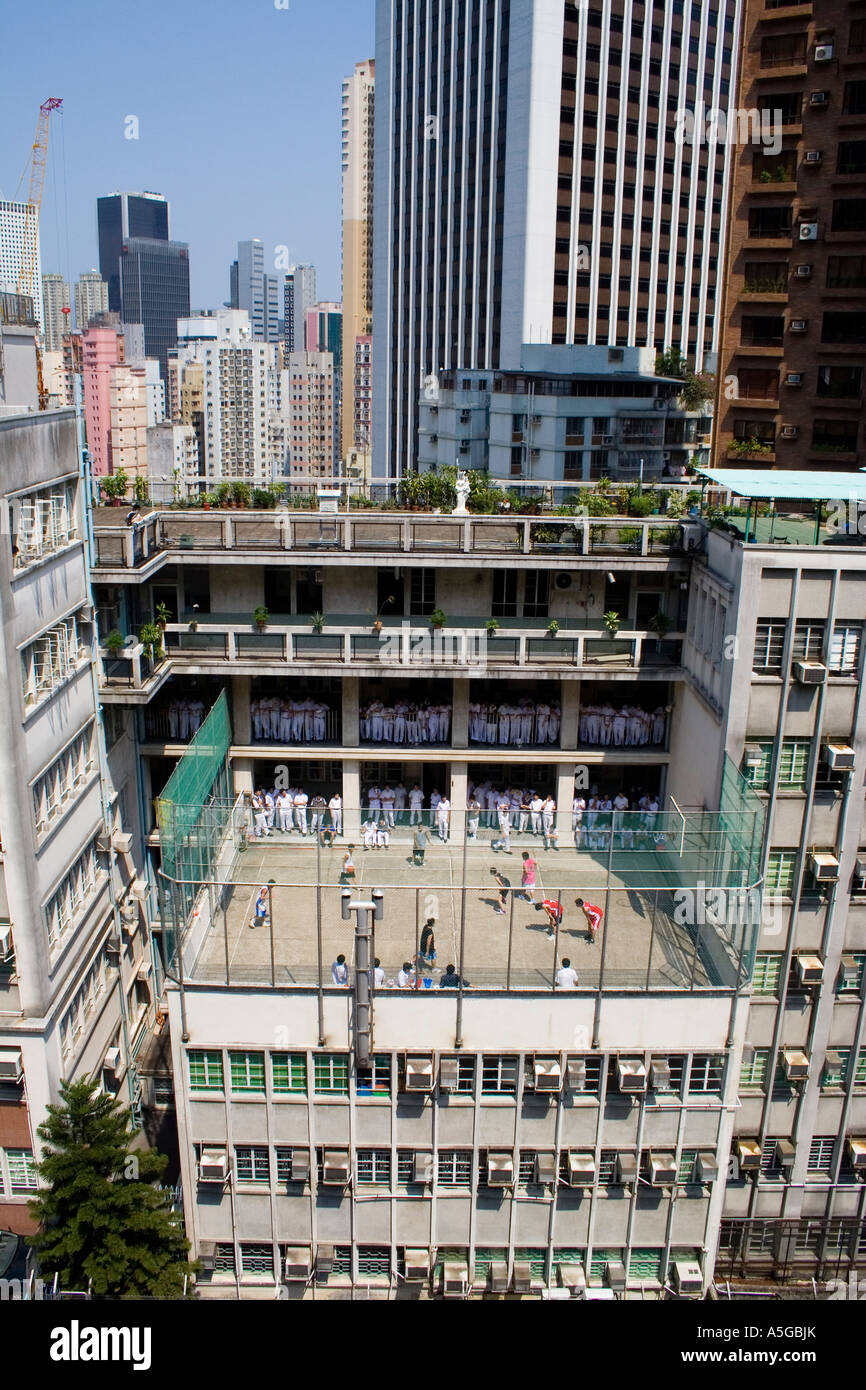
[41,274,71,354]
[341,59,375,460]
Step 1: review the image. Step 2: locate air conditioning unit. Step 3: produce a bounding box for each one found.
[736,1139,762,1171]
[131,878,148,900]
[105,932,121,956]
[793,659,826,684]
[197,1241,216,1272]
[823,742,855,771]
[112,831,133,854]
[315,1244,334,1276]
[783,1047,810,1081]
[606,1260,627,1291]
[673,1260,704,1295]
[785,373,803,386]
[789,320,807,334]
[198,1149,229,1183]
[814,43,834,61]
[695,1152,718,1183]
[404,1249,430,1282]
[809,91,829,106]
[558,1262,587,1293]
[487,1153,514,1187]
[290,1150,310,1184]
[775,1139,796,1169]
[567,1152,596,1187]
[795,952,824,985]
[649,1152,677,1186]
[533,1057,563,1091]
[530,449,541,459]
[96,831,112,852]
[809,851,840,881]
[679,521,703,551]
[535,1152,557,1185]
[840,955,862,988]
[566,1057,587,1091]
[103,1046,121,1072]
[413,1153,434,1184]
[617,1058,647,1093]
[781,425,799,438]
[649,1058,671,1091]
[512,1262,532,1293]
[404,1055,434,1091]
[794,264,812,278]
[136,962,152,984]
[799,223,819,240]
[0,1048,23,1083]
[743,744,765,768]
[322,1150,350,1185]
[601,434,613,445]
[846,1137,866,1170]
[439,1057,460,1091]
[855,857,866,890]
[615,1153,638,1185]
[284,1247,312,1281]
[442,1260,469,1297]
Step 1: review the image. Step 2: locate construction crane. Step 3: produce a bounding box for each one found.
[17,97,63,409]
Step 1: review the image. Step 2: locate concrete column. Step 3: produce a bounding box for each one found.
[232,674,251,744]
[449,760,467,846]
[342,676,360,746]
[559,678,581,751]
[232,757,254,796]
[451,678,470,748]
[556,762,575,845]
[343,761,362,839]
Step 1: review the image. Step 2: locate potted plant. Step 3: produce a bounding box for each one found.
[231,481,252,509]
[253,606,269,632]
[133,475,150,507]
[430,608,447,630]
[215,482,232,509]
[649,611,672,640]
[311,611,325,634]
[139,621,164,663]
[155,602,171,630]
[188,618,199,633]
[486,618,499,636]
[104,629,127,655]
[546,619,560,637]
[603,610,621,638]
[100,470,129,506]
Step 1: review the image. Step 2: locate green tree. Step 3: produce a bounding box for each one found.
[28,1078,193,1299]
[655,347,715,411]
[100,470,128,503]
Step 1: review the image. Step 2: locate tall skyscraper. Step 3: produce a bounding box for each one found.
[230,240,281,343]
[341,58,375,459]
[81,323,125,475]
[175,310,276,485]
[0,200,42,331]
[74,270,109,330]
[97,192,169,313]
[41,273,70,352]
[714,3,866,470]
[373,0,739,478]
[97,192,188,378]
[283,265,317,356]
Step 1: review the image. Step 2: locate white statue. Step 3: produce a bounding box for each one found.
[453,469,471,515]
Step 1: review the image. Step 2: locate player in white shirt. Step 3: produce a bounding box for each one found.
[328,794,343,837]
[573,794,586,847]
[408,784,424,825]
[555,958,579,989]
[436,796,451,842]
[381,786,396,827]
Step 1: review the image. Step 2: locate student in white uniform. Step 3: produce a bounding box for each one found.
[362,816,378,849]
[394,782,407,823]
[252,792,270,839]
[328,793,343,837]
[381,786,396,828]
[530,793,543,836]
[372,958,386,988]
[276,789,293,832]
[555,958,579,989]
[293,788,309,835]
[408,784,425,824]
[541,796,556,848]
[436,796,451,842]
[573,794,586,847]
[376,816,390,849]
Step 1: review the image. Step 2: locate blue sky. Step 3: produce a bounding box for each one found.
[1,0,375,307]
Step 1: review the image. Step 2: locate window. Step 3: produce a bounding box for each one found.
[817,366,862,400]
[188,1050,223,1091]
[32,724,96,834]
[838,953,865,996]
[748,207,792,239]
[822,312,866,345]
[235,1147,270,1184]
[829,626,862,676]
[240,1243,274,1277]
[820,1049,866,1089]
[409,569,435,616]
[21,614,87,709]
[3,1148,38,1194]
[314,1054,349,1095]
[513,1247,546,1278]
[271,1052,307,1093]
[689,1055,725,1095]
[807,1137,835,1176]
[826,256,866,290]
[740,1049,770,1091]
[523,572,550,619]
[812,420,858,453]
[356,1056,391,1096]
[213,1243,236,1274]
[44,839,104,951]
[492,570,518,617]
[598,1151,619,1184]
[832,199,866,234]
[745,741,773,791]
[357,1246,390,1278]
[437,1150,472,1186]
[628,1249,663,1281]
[766,851,797,897]
[778,741,810,790]
[481,1055,519,1095]
[11,482,79,570]
[760,1137,785,1179]
[589,1246,623,1278]
[356,1150,391,1185]
[474,1247,507,1279]
[678,1150,699,1184]
[753,621,786,673]
[752,953,783,997]
[229,1052,265,1094]
[518,1151,538,1186]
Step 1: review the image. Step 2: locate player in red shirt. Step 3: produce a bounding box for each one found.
[541,898,564,939]
[576,897,603,943]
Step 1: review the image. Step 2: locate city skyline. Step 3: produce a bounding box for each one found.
[0,0,374,311]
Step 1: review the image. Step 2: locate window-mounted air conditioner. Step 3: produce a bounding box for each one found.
[567,1152,596,1187]
[854,857,866,891]
[840,955,862,987]
[0,1048,23,1083]
[487,1153,514,1187]
[439,1057,460,1091]
[649,1058,672,1091]
[404,1249,430,1282]
[814,43,834,61]
[290,1150,310,1184]
[775,1139,796,1169]
[615,1153,638,1185]
[695,1152,718,1183]
[535,1152,557,1185]
[322,1150,350,1185]
[617,1058,647,1093]
[782,1048,810,1081]
[649,1152,677,1186]
[846,1137,866,1170]
[793,659,826,684]
[809,91,829,106]
[780,425,799,438]
[743,744,765,768]
[404,1055,434,1092]
[736,1138,762,1170]
[103,1046,121,1072]
[566,1057,587,1091]
[558,1262,587,1292]
[315,1244,334,1277]
[788,320,807,334]
[413,1153,434,1185]
[673,1260,704,1295]
[799,222,819,240]
[823,742,854,771]
[198,1149,228,1183]
[533,1057,563,1092]
[785,373,803,386]
[513,1262,532,1293]
[679,521,703,551]
[112,831,133,854]
[794,264,812,278]
[197,1241,216,1272]
[796,952,824,985]
[809,852,840,881]
[804,149,823,164]
[489,1261,509,1293]
[96,831,112,853]
[284,1248,312,1281]
[442,1260,469,1297]
[606,1260,627,1291]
